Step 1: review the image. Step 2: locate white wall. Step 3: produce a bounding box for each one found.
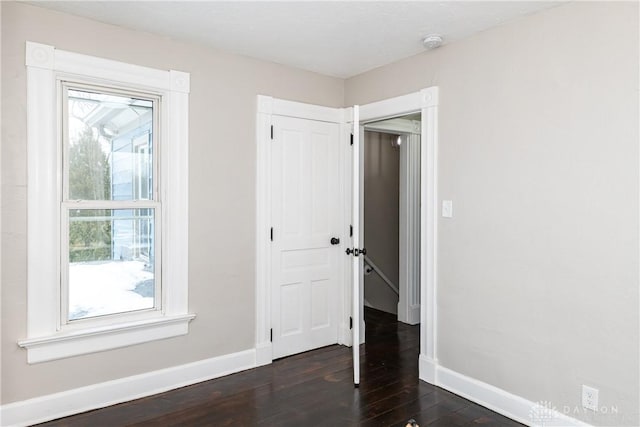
[346,2,639,426]
[0,1,343,404]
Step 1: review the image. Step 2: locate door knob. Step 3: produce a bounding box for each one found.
[330,237,340,245]
[345,247,366,256]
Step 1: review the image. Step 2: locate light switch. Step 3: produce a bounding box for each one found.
[442,200,453,218]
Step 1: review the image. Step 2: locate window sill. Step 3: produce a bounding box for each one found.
[18,313,196,363]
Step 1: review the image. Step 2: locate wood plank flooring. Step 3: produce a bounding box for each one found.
[38,308,523,427]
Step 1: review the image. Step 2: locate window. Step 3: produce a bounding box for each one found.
[64,86,159,322]
[19,42,194,363]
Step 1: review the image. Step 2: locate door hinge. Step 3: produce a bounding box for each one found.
[270,328,273,342]
[270,125,274,140]
[270,227,273,241]
[350,225,353,237]
[350,133,353,146]
[349,316,353,330]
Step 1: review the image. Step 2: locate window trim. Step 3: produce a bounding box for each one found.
[19,42,194,363]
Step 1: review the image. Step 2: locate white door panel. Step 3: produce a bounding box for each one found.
[271,115,341,359]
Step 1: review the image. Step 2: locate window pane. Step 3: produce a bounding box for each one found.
[68,208,156,321]
[67,88,153,201]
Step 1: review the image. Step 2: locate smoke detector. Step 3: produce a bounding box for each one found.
[422,34,443,50]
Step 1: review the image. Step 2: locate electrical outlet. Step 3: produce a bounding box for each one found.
[582,385,599,411]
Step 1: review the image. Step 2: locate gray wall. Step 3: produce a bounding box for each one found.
[2,2,639,426]
[363,131,400,315]
[347,2,639,426]
[1,1,343,404]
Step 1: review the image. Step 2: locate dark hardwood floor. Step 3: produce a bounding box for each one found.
[38,308,523,427]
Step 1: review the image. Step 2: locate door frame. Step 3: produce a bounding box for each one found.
[255,88,439,386]
[255,95,351,366]
[354,87,439,383]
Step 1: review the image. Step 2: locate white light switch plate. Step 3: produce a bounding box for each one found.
[442,200,453,218]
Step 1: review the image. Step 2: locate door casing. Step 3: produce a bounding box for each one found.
[357,88,439,383]
[255,89,439,386]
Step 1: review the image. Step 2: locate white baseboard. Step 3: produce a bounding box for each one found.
[398,304,420,325]
[418,358,591,427]
[407,305,420,324]
[419,354,437,384]
[1,348,593,427]
[255,342,272,367]
[0,349,257,427]
[338,322,351,346]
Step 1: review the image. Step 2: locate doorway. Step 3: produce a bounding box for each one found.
[353,88,439,386]
[363,129,402,316]
[361,114,421,326]
[256,88,439,387]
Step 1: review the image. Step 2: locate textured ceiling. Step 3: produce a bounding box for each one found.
[26,1,565,78]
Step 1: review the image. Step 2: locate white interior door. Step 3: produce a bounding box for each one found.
[271,115,341,359]
[351,106,361,386]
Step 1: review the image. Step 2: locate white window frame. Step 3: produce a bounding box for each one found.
[19,42,195,363]
[61,83,161,326]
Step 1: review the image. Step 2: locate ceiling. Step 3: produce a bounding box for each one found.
[26,1,564,78]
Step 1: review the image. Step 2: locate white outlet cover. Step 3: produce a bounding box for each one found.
[582,385,599,411]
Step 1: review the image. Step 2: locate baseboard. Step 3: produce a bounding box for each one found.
[432,364,591,427]
[338,322,351,346]
[0,349,256,427]
[1,348,593,427]
[418,354,437,384]
[407,305,420,324]
[398,304,420,325]
[255,342,272,367]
